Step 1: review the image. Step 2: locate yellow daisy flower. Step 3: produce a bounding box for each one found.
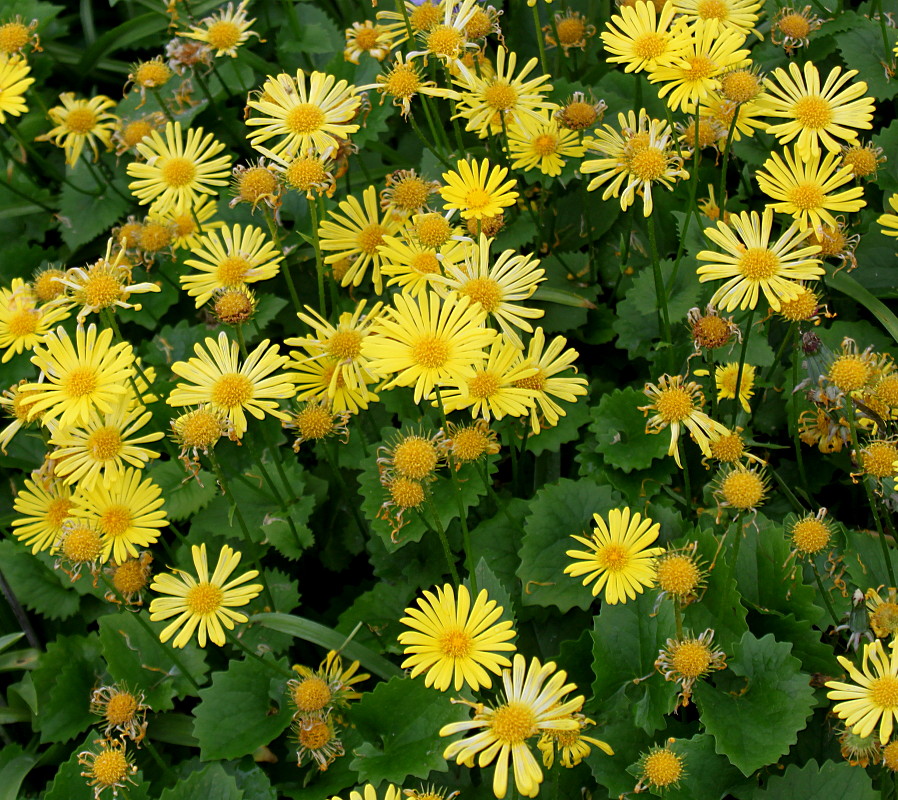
[451,46,552,138]
[440,654,584,799]
[149,543,263,648]
[647,22,750,112]
[0,17,39,56]
[317,185,403,293]
[431,232,544,348]
[696,207,823,311]
[179,0,259,57]
[827,639,898,744]
[181,223,283,307]
[363,292,494,403]
[127,121,232,214]
[513,327,588,434]
[761,61,875,158]
[73,467,168,564]
[672,0,762,36]
[398,583,517,692]
[600,0,688,74]
[506,110,586,177]
[755,146,866,230]
[20,324,134,429]
[344,20,396,64]
[564,507,665,604]
[378,233,466,297]
[360,52,456,118]
[11,475,78,554]
[878,193,898,239]
[38,93,118,166]
[0,279,70,363]
[246,70,361,158]
[440,336,539,421]
[78,740,137,799]
[537,715,614,768]
[439,158,519,220]
[329,785,402,800]
[167,332,295,438]
[289,649,369,716]
[715,362,756,413]
[700,92,768,143]
[290,353,379,414]
[640,374,728,467]
[156,196,224,250]
[0,53,33,123]
[408,0,481,63]
[49,403,164,490]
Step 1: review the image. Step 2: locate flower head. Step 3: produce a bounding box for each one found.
[38,93,118,166]
[179,0,258,57]
[90,684,149,742]
[78,739,137,799]
[439,158,519,220]
[655,629,727,706]
[0,54,33,123]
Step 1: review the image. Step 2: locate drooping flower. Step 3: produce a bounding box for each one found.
[38,93,118,166]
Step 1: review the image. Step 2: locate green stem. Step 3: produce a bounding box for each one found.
[149,86,176,123]
[441,66,465,154]
[874,0,892,60]
[647,215,673,371]
[261,205,301,314]
[790,338,810,494]
[811,560,840,628]
[717,105,740,219]
[225,628,294,679]
[424,490,459,586]
[674,601,684,639]
[307,198,326,316]
[477,459,517,527]
[761,322,794,389]
[408,110,452,168]
[142,738,175,781]
[94,158,134,204]
[731,306,755,425]
[207,450,276,609]
[678,439,692,512]
[531,2,549,76]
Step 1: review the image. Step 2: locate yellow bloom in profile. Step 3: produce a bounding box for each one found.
[0,54,33,123]
[582,109,688,217]
[432,233,544,348]
[761,61,874,158]
[290,353,379,415]
[21,324,134,429]
[0,279,70,363]
[38,93,118,166]
[640,374,729,467]
[879,193,898,239]
[440,336,539,421]
[181,223,283,307]
[696,207,823,311]
[506,111,586,177]
[167,332,296,437]
[439,158,519,220]
[715,362,756,413]
[756,146,866,231]
[378,233,464,297]
[514,328,588,434]
[866,588,898,640]
[246,70,361,158]
[127,121,232,214]
[317,185,403,293]
[700,93,767,144]
[440,654,584,799]
[289,649,368,716]
[647,23,750,112]
[564,508,665,604]
[537,714,613,768]
[827,639,898,744]
[49,403,164,490]
[73,468,168,564]
[600,0,688,74]
[329,785,403,800]
[179,0,258,57]
[11,475,77,554]
[398,583,516,692]
[149,543,263,648]
[451,46,552,138]
[672,0,762,36]
[363,292,494,403]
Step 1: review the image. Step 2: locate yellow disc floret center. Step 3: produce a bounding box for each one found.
[211,373,254,407]
[298,718,332,749]
[411,252,441,275]
[871,676,898,709]
[65,107,98,134]
[788,183,825,211]
[426,26,464,58]
[438,626,473,658]
[656,555,700,596]
[720,70,761,104]
[84,273,125,307]
[871,602,898,638]
[62,525,102,562]
[185,581,224,615]
[655,386,694,423]
[238,167,277,201]
[777,13,811,39]
[328,330,363,360]
[285,157,326,190]
[469,372,500,399]
[65,366,99,399]
[88,427,123,461]
[598,543,630,573]
[161,157,197,188]
[696,0,728,20]
[217,255,251,286]
[47,497,75,528]
[460,277,502,313]
[411,336,449,369]
[671,641,712,677]
[207,20,241,51]
[358,223,388,255]
[354,27,380,50]
[532,133,558,157]
[7,308,39,337]
[390,476,425,507]
[385,66,421,98]
[91,749,129,786]
[410,2,440,31]
[828,355,870,391]
[391,179,431,211]
[483,81,518,112]
[633,32,667,61]
[105,692,138,725]
[286,103,326,134]
[100,505,133,538]
[864,442,898,478]
[643,749,683,787]
[737,247,780,280]
[0,23,29,53]
[792,96,832,129]
[292,676,332,712]
[721,471,764,509]
[685,55,716,81]
[514,369,547,391]
[629,147,667,181]
[491,701,537,744]
[393,437,438,479]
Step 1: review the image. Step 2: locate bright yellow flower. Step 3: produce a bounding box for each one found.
[179,0,259,57]
[38,93,118,166]
[344,20,396,64]
[439,158,519,220]
[672,0,762,36]
[600,0,688,74]
[149,543,263,648]
[0,54,33,123]
[11,475,78,554]
[506,110,586,177]
[0,279,70,363]
[879,193,898,239]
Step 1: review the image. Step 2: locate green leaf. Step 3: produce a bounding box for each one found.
[752,757,877,799]
[193,656,292,761]
[826,264,898,345]
[31,634,100,743]
[471,558,517,629]
[260,493,316,560]
[58,162,131,251]
[585,712,652,799]
[694,632,815,776]
[0,632,24,653]
[526,399,591,457]
[518,478,622,612]
[468,497,529,596]
[349,675,468,785]
[98,611,209,702]
[0,744,35,800]
[590,591,677,734]
[147,460,218,522]
[0,540,79,620]
[588,387,669,473]
[253,613,402,680]
[159,763,243,800]
[77,13,168,74]
[336,579,417,655]
[658,734,746,800]
[836,13,898,101]
[44,734,151,800]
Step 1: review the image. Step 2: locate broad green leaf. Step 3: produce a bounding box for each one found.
[147,461,218,522]
[749,613,839,675]
[471,557,517,629]
[588,387,668,473]
[58,161,131,251]
[585,712,653,799]
[844,527,898,591]
[31,634,99,743]
[98,611,208,701]
[526,399,591,457]
[648,734,745,800]
[0,744,35,800]
[518,478,622,612]
[836,13,898,101]
[193,656,292,761]
[253,613,402,680]
[159,763,243,800]
[0,540,79,620]
[0,632,24,653]
[752,757,877,799]
[468,497,529,596]
[336,579,418,654]
[349,675,468,784]
[590,591,677,734]
[826,265,898,345]
[694,632,815,776]
[77,13,168,73]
